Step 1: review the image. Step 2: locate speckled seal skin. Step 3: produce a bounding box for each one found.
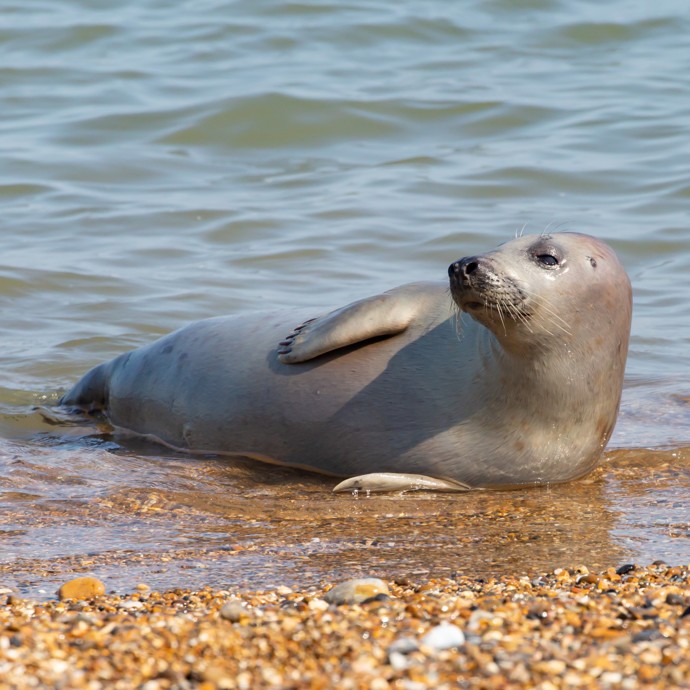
[60,233,632,492]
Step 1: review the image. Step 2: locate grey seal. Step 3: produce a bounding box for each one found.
[60,232,632,492]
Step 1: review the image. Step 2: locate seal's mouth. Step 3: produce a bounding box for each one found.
[461,300,484,311]
[449,278,494,312]
[457,295,525,316]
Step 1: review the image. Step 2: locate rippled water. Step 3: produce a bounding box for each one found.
[2,0,690,597]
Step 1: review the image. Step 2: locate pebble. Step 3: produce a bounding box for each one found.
[0,563,688,688]
[57,576,106,601]
[323,577,390,605]
[402,682,429,690]
[388,636,419,655]
[420,622,466,651]
[388,651,409,671]
[616,563,636,575]
[118,600,144,611]
[219,600,246,622]
[307,597,329,612]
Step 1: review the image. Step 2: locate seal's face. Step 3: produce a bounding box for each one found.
[448,232,632,353]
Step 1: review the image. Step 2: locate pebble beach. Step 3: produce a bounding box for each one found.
[2,563,690,689]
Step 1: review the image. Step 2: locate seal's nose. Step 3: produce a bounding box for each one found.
[448,256,480,279]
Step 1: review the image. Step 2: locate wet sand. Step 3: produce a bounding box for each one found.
[2,443,690,686]
[3,440,690,599]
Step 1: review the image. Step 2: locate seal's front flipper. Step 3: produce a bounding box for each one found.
[278,284,429,364]
[332,473,471,494]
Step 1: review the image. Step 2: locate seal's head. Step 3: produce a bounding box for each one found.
[449,232,632,478]
[448,232,632,359]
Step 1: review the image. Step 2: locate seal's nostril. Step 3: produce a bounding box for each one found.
[464,260,479,275]
[449,257,479,278]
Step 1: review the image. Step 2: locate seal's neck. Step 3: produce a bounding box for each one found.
[491,330,626,423]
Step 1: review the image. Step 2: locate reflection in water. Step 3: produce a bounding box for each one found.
[1,408,689,599]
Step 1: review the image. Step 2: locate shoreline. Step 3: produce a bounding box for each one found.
[1,563,689,689]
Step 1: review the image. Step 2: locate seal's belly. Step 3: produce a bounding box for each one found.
[105,311,470,476]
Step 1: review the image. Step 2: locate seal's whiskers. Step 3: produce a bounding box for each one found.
[495,301,508,336]
[517,286,573,336]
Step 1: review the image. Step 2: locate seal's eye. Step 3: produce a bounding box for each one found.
[536,253,559,267]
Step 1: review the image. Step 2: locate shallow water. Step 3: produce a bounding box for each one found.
[2,0,690,598]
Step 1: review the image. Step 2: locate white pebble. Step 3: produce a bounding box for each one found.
[308,598,329,612]
[601,672,623,684]
[421,622,466,650]
[119,600,144,610]
[323,578,389,605]
[388,636,419,655]
[389,651,409,671]
[220,600,246,622]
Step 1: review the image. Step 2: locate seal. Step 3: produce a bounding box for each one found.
[60,232,632,492]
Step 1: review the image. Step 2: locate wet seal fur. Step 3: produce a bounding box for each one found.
[60,233,632,492]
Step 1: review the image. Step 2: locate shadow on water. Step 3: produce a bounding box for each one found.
[1,407,689,599]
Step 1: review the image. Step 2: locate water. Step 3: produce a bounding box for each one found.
[2,0,690,598]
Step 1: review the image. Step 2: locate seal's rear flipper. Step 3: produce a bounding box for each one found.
[277,283,432,364]
[58,361,111,412]
[37,405,94,425]
[333,472,471,493]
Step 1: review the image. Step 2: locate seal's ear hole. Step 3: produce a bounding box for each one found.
[589,257,597,268]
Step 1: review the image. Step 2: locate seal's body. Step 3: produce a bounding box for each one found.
[61,233,632,491]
